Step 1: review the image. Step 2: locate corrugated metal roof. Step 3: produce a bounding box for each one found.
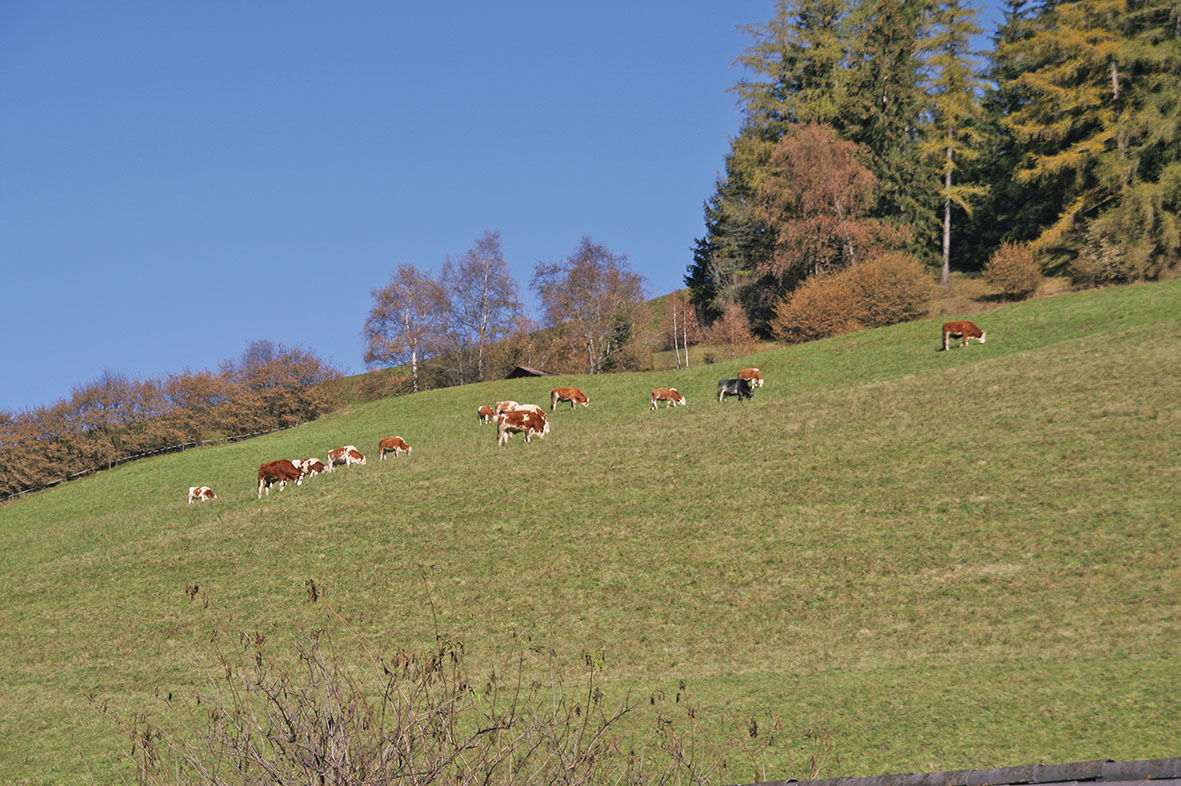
[743,759,1181,786]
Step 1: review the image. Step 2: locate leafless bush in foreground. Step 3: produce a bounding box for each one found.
[100,614,833,785]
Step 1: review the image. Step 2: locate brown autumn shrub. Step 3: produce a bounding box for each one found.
[770,272,864,343]
[847,252,937,326]
[771,253,936,343]
[702,301,759,359]
[983,240,1043,299]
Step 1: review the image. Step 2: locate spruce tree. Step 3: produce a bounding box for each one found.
[837,0,936,252]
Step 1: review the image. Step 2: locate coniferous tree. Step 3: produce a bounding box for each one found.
[920,0,989,285]
[959,0,1063,268]
[1002,0,1124,265]
[733,0,853,131]
[1001,0,1179,274]
[685,132,774,324]
[690,0,854,329]
[837,0,934,253]
[1087,0,1181,275]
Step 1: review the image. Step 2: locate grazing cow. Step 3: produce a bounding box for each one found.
[550,387,589,410]
[495,400,519,416]
[738,368,765,388]
[477,405,496,424]
[650,387,686,410]
[513,403,546,416]
[378,435,412,460]
[326,445,366,471]
[497,410,549,446]
[187,486,216,504]
[297,458,326,477]
[717,377,754,403]
[942,320,987,351]
[257,460,302,499]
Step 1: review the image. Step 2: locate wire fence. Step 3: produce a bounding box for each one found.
[0,422,306,505]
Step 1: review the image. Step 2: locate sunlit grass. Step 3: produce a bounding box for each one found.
[1,280,1178,783]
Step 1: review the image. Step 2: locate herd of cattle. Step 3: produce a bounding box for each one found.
[185,367,767,505]
[187,319,986,504]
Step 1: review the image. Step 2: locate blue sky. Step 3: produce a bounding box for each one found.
[1,1,1005,414]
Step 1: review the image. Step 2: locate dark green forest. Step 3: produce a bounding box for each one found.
[686,0,1180,333]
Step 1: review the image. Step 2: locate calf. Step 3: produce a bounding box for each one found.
[477,405,496,424]
[296,458,326,477]
[550,387,589,410]
[378,435,412,460]
[187,486,216,504]
[650,387,686,410]
[326,445,366,471]
[717,377,754,403]
[497,410,549,446]
[942,320,987,350]
[738,368,765,388]
[257,460,302,499]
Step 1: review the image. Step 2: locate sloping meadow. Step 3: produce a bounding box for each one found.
[1,281,1177,782]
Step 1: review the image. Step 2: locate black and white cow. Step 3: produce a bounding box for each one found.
[717,377,754,403]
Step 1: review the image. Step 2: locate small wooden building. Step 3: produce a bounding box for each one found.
[506,365,553,379]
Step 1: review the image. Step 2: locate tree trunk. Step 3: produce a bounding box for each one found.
[941,146,953,287]
[671,305,682,368]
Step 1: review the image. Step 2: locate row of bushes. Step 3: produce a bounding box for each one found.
[0,342,340,500]
[771,243,1044,343]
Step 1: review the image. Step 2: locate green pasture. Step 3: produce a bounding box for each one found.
[1,281,1178,783]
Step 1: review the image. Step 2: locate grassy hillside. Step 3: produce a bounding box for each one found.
[2,281,1178,783]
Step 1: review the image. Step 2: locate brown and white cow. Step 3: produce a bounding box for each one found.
[650,387,686,410]
[941,320,987,351]
[477,405,496,424]
[295,458,326,477]
[497,410,549,446]
[257,460,302,499]
[737,368,765,388]
[495,400,519,416]
[187,485,216,504]
[512,403,546,416]
[550,387,589,410]
[378,435,412,460]
[326,445,366,471]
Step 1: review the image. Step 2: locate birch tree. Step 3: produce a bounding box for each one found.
[532,238,646,375]
[439,232,522,383]
[363,264,445,393]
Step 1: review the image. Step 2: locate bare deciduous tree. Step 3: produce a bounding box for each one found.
[439,231,522,383]
[363,264,446,393]
[531,238,646,375]
[668,292,701,369]
[703,301,758,359]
